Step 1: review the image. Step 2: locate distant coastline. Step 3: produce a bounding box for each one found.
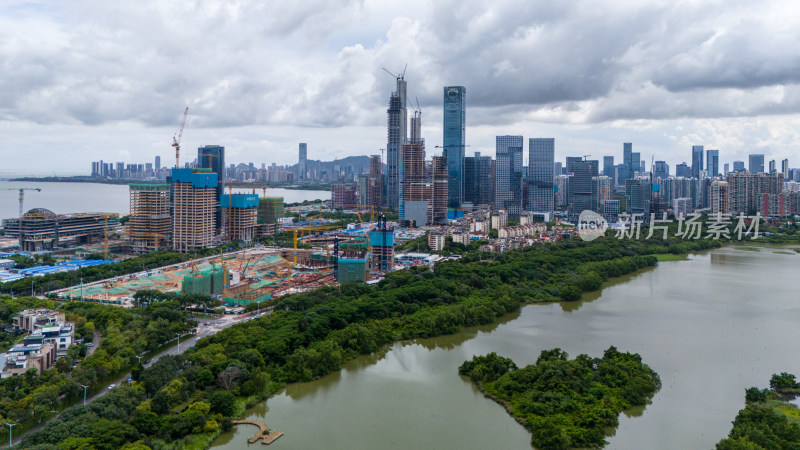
[9,176,332,191]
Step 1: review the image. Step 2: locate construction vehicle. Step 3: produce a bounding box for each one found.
[1,187,41,246]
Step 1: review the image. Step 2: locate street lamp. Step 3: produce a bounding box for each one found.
[81,384,89,406]
[7,422,16,448]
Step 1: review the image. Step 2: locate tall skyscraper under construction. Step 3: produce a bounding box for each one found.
[386,73,407,210]
[171,168,218,252]
[443,86,466,208]
[401,110,427,226]
[128,184,171,254]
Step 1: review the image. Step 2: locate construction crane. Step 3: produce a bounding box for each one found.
[2,187,41,246]
[173,107,189,168]
[293,224,340,267]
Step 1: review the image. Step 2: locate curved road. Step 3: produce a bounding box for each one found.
[7,311,265,447]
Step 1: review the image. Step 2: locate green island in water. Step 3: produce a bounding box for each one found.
[459,347,661,449]
[716,372,800,449]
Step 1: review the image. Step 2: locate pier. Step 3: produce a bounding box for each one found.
[232,420,283,445]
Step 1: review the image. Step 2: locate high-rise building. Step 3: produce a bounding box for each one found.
[625,178,651,218]
[733,160,745,172]
[554,162,563,178]
[298,143,307,180]
[768,159,776,173]
[430,155,448,225]
[367,155,383,208]
[555,174,570,208]
[749,154,765,174]
[171,168,218,252]
[494,136,524,219]
[128,184,171,254]
[631,152,641,176]
[443,86,466,208]
[726,172,783,214]
[676,162,691,178]
[691,145,704,179]
[706,149,719,177]
[594,175,612,211]
[198,145,226,233]
[622,143,633,184]
[640,160,646,174]
[386,75,407,209]
[724,163,730,175]
[220,194,258,243]
[710,181,729,215]
[257,197,284,225]
[401,111,427,225]
[782,159,790,179]
[654,161,669,179]
[566,157,599,222]
[528,138,555,213]
[331,183,358,209]
[464,152,493,206]
[155,156,161,171]
[603,156,615,178]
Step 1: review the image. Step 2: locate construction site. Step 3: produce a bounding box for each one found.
[54,246,337,307]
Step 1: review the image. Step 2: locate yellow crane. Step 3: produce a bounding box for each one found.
[292,224,340,266]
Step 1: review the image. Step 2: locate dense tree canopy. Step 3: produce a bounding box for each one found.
[460,347,661,449]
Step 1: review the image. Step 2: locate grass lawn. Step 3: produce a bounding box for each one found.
[653,253,689,261]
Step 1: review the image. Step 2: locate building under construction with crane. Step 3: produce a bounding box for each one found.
[171,168,218,252]
[128,184,171,254]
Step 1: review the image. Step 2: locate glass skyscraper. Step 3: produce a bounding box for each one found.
[749,154,765,174]
[494,136,523,219]
[528,138,554,213]
[706,149,719,177]
[386,77,407,210]
[443,86,466,208]
[567,156,599,222]
[692,145,704,178]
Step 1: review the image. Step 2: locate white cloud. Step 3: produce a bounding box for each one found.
[1,0,800,175]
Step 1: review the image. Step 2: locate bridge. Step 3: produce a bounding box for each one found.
[232,419,284,445]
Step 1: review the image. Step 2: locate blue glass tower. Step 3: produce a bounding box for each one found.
[528,138,555,213]
[443,86,466,208]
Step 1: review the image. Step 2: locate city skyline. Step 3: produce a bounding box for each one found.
[2,1,800,176]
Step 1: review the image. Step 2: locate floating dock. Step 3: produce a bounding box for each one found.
[233,419,284,445]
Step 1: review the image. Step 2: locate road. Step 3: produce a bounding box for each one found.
[7,311,262,447]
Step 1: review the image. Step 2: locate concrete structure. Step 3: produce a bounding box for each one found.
[221,194,258,243]
[332,183,358,209]
[673,197,692,217]
[443,86,467,207]
[257,197,284,226]
[491,210,509,229]
[13,308,66,333]
[710,181,729,215]
[2,209,118,252]
[625,178,651,218]
[428,231,446,251]
[726,172,783,214]
[367,155,383,208]
[370,227,394,274]
[128,184,171,254]
[386,75,408,209]
[171,168,218,252]
[603,200,620,223]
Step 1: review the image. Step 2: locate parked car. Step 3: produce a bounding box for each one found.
[108,384,116,389]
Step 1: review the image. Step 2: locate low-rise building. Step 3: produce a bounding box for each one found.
[13,308,66,333]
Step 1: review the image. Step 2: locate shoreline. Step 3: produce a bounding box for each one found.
[6,177,331,192]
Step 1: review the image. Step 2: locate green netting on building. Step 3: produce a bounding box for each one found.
[337,257,368,283]
[182,269,226,295]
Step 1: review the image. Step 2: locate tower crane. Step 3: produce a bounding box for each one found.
[2,187,41,246]
[173,107,189,168]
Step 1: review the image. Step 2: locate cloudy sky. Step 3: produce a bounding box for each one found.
[2,0,800,176]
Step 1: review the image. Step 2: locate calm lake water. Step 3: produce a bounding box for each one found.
[0,181,329,221]
[211,246,800,450]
